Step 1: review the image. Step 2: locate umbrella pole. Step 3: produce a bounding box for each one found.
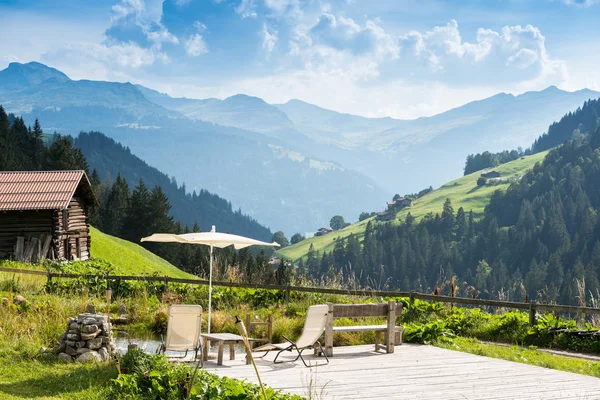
[208,245,213,335]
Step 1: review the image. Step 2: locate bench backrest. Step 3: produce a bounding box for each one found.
[328,302,397,319]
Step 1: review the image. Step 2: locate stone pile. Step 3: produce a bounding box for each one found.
[55,313,115,363]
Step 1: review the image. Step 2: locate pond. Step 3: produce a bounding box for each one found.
[113,330,249,358]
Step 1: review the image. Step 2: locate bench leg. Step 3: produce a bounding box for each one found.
[217,341,224,365]
[375,331,381,352]
[229,343,235,360]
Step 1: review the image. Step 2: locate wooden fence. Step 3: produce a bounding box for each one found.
[2,266,600,326]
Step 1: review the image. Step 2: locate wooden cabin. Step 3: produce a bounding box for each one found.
[0,170,96,261]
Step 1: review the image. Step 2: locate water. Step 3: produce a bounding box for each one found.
[113,330,249,358]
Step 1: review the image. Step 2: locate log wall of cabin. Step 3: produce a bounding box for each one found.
[52,197,91,261]
[0,210,54,258]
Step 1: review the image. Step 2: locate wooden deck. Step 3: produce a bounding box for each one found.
[202,344,600,399]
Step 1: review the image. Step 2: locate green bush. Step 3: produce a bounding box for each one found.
[111,349,303,400]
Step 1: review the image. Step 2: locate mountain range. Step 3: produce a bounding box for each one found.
[1,61,598,235]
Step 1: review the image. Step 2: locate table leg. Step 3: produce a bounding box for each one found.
[203,337,208,361]
[229,343,235,360]
[217,341,224,365]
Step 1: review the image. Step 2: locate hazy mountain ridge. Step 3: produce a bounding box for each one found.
[0,62,387,234]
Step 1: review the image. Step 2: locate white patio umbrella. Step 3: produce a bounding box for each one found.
[141,226,280,333]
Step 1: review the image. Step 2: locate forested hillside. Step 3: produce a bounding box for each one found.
[75,131,271,240]
[302,126,600,305]
[463,97,600,175]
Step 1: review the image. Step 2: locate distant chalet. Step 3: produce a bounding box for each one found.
[378,197,412,221]
[0,171,96,261]
[315,227,333,237]
[480,170,500,179]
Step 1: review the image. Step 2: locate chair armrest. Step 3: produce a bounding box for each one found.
[281,335,294,344]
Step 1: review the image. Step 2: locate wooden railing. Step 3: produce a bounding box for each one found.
[2,266,600,325]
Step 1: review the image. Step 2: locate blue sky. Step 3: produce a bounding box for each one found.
[1,0,599,118]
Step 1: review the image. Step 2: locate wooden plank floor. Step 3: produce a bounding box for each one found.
[202,344,600,399]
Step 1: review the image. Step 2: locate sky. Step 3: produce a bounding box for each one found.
[1,0,599,119]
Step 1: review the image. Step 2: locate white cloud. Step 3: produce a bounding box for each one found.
[193,21,207,31]
[185,34,208,56]
[147,28,179,46]
[562,0,600,6]
[264,0,302,19]
[236,0,257,18]
[261,24,278,53]
[109,0,178,50]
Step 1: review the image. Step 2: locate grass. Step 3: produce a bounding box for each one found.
[89,227,194,278]
[0,358,115,400]
[437,336,600,379]
[279,151,549,260]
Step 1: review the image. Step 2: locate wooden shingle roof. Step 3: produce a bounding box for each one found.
[0,170,94,211]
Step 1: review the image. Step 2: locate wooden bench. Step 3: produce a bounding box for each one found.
[324,301,402,357]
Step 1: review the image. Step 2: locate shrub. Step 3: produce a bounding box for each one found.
[110,350,303,400]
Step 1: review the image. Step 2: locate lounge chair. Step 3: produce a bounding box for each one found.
[253,304,329,367]
[156,305,203,366]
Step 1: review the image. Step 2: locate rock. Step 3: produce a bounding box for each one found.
[75,341,86,348]
[55,342,66,353]
[68,317,77,324]
[13,295,27,305]
[65,345,77,357]
[82,324,98,333]
[86,304,96,314]
[58,333,66,341]
[66,333,80,341]
[76,351,102,363]
[69,322,79,330]
[65,340,76,347]
[118,303,127,314]
[87,338,103,350]
[98,347,109,361]
[68,329,79,334]
[1,297,8,306]
[77,347,91,355]
[81,331,99,341]
[101,322,109,332]
[101,337,110,345]
[83,318,98,325]
[58,353,73,363]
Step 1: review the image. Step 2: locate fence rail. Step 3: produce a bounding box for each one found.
[2,266,600,324]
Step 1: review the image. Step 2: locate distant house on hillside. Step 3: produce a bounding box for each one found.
[0,171,96,261]
[376,211,395,222]
[481,170,500,179]
[315,227,333,237]
[386,197,412,211]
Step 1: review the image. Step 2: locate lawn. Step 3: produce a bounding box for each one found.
[279,151,549,260]
[89,227,194,278]
[0,357,115,400]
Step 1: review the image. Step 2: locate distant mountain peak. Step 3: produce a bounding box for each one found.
[1,62,70,87]
[223,93,269,105]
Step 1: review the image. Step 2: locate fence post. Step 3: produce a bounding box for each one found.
[47,270,52,285]
[529,302,536,326]
[409,291,414,308]
[284,284,290,303]
[163,275,169,293]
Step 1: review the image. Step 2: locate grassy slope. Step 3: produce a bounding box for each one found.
[280,151,549,260]
[90,227,194,278]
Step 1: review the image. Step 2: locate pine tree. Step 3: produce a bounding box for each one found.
[102,174,130,236]
[123,179,150,242]
[46,135,89,172]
